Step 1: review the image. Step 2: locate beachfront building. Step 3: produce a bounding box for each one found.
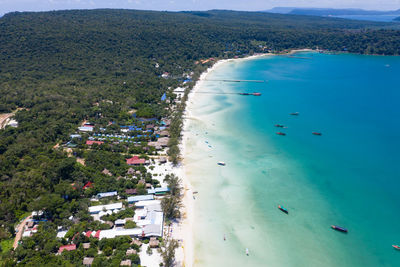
[95,200,164,239]
[134,200,164,237]
[147,187,170,195]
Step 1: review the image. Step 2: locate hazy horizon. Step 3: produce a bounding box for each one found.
[0,0,399,16]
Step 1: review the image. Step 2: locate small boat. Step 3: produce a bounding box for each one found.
[276,132,286,136]
[278,205,288,214]
[275,124,285,128]
[246,248,249,256]
[239,92,250,95]
[393,245,400,250]
[331,225,348,233]
[217,162,226,166]
[223,234,226,241]
[312,132,322,136]
[252,92,261,96]
[290,112,299,116]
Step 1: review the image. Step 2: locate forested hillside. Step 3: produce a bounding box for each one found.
[1,9,400,265]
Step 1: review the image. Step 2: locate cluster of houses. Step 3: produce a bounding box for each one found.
[21,211,44,238]
[68,117,172,153]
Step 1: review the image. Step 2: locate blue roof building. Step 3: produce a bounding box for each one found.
[147,187,170,195]
[127,195,154,203]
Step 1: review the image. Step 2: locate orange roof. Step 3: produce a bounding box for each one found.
[126,156,145,165]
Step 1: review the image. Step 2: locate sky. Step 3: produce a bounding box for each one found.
[0,0,400,16]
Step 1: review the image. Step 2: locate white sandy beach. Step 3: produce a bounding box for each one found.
[174,53,273,267]
[174,51,316,266]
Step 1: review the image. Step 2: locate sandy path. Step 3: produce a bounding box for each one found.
[0,113,14,129]
[13,215,32,249]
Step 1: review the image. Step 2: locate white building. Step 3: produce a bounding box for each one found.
[89,202,123,214]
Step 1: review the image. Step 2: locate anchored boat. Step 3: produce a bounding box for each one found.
[276,132,286,136]
[290,112,299,116]
[393,245,400,250]
[331,225,348,233]
[312,132,322,136]
[278,205,288,214]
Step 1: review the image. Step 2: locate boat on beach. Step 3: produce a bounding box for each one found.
[276,132,286,136]
[217,162,226,166]
[278,205,288,214]
[393,245,400,250]
[331,225,348,233]
[312,132,322,136]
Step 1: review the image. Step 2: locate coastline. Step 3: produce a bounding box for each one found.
[175,52,273,266]
[175,48,317,266]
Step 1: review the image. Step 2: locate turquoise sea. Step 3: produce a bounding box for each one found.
[185,52,400,266]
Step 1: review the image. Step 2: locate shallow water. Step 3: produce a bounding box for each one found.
[184,53,400,266]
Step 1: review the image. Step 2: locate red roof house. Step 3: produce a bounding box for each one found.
[126,156,146,165]
[86,140,104,146]
[94,230,101,239]
[58,244,76,253]
[83,181,93,190]
[85,231,92,238]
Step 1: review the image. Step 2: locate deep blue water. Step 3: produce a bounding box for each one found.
[334,15,400,22]
[208,52,400,266]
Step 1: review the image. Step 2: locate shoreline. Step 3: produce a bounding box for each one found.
[175,52,273,267]
[175,48,317,266]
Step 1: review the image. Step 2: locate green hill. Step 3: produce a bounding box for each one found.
[1,9,400,265]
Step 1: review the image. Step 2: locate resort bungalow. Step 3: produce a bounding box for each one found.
[147,187,170,195]
[115,219,126,228]
[120,260,132,266]
[70,134,82,139]
[127,195,154,204]
[125,189,137,195]
[96,191,118,199]
[58,244,76,254]
[83,257,94,266]
[86,140,104,146]
[126,156,146,165]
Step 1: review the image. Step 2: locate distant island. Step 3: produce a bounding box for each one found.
[266,7,400,22]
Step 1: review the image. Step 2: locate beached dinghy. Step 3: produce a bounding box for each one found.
[331,225,348,233]
[278,205,288,214]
